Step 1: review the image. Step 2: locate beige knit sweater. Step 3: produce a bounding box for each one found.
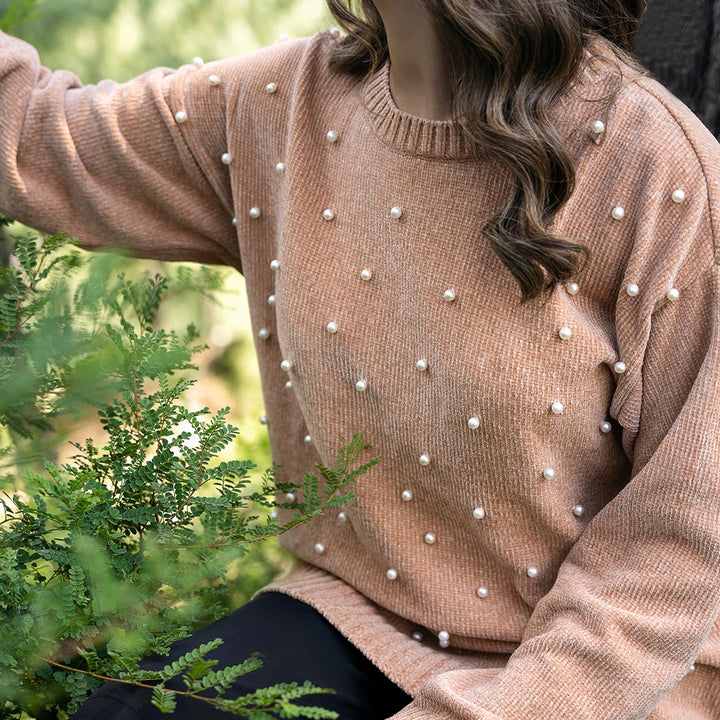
[1,27,719,720]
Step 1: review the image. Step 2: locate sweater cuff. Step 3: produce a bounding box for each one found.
[387,669,504,720]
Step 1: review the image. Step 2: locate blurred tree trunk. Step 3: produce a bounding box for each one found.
[0,227,10,269]
[635,0,719,139]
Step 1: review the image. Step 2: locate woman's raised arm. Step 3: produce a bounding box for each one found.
[0,31,311,269]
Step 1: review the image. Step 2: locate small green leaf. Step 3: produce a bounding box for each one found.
[151,687,177,714]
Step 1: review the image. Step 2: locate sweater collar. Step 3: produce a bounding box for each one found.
[361,39,628,161]
[361,62,474,160]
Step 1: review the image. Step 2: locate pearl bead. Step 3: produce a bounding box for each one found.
[270,259,280,271]
[527,566,539,578]
[276,162,286,174]
[221,152,232,165]
[439,638,450,648]
[268,294,276,306]
[304,434,312,444]
[329,27,340,37]
[542,467,556,480]
[671,189,686,204]
[551,401,564,415]
[412,631,423,642]
[614,361,627,374]
[285,492,296,502]
[611,206,625,221]
[265,82,278,94]
[285,381,293,390]
[572,504,585,517]
[689,664,696,672]
[338,511,347,522]
[174,111,188,124]
[326,322,338,334]
[401,490,413,501]
[472,507,485,519]
[438,630,450,644]
[443,289,456,302]
[424,532,436,544]
[666,287,680,302]
[558,326,572,340]
[390,206,403,219]
[355,379,368,392]
[600,421,612,433]
[360,268,373,281]
[468,416,480,430]
[208,74,220,86]
[626,283,640,297]
[419,454,430,466]
[326,130,338,143]
[416,359,428,371]
[314,543,325,554]
[476,586,489,598]
[232,217,238,227]
[258,328,270,341]
[278,32,289,42]
[259,415,268,425]
[592,120,605,134]
[269,509,278,519]
[280,360,292,372]
[193,56,204,67]
[386,568,398,580]
[249,207,261,219]
[323,208,336,221]
[566,282,580,295]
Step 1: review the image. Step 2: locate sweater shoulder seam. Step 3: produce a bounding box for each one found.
[625,76,720,261]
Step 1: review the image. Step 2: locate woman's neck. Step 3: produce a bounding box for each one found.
[372,0,454,121]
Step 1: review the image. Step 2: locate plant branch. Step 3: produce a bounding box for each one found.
[45,660,221,707]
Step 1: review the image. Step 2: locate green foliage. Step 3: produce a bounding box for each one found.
[0,0,39,32]
[0,0,329,83]
[0,229,85,438]
[0,231,376,718]
[119,640,339,718]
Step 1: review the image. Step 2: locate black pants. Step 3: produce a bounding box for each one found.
[72,592,412,720]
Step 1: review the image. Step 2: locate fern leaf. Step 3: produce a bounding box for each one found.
[151,687,177,714]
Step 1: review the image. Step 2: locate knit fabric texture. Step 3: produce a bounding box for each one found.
[1,28,720,720]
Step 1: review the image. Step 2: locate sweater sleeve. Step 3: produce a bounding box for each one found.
[387,109,720,720]
[0,31,304,268]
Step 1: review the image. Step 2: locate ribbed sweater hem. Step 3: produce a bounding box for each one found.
[256,562,510,697]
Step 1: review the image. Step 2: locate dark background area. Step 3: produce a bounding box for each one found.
[636,0,719,138]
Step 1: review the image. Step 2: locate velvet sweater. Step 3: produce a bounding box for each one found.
[1,28,720,720]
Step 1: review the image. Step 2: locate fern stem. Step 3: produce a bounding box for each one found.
[44,659,223,708]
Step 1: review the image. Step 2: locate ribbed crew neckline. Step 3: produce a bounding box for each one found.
[360,40,622,161]
[362,62,473,160]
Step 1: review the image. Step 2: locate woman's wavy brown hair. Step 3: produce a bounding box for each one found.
[325,0,647,301]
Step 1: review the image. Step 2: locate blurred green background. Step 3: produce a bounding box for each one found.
[2,0,330,81]
[1,0,331,602]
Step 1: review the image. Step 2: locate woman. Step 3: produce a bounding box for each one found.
[2,1,720,718]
